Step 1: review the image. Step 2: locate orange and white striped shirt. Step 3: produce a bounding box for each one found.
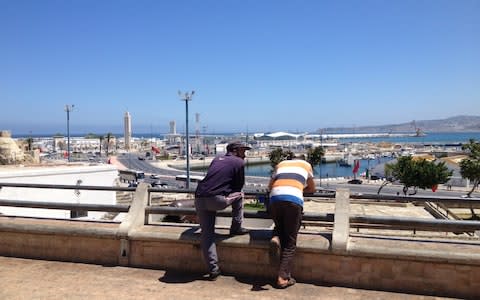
[269,159,314,207]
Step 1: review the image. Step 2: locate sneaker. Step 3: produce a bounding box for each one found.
[269,236,281,263]
[208,269,221,281]
[229,227,250,236]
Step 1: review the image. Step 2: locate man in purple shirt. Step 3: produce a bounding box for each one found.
[195,141,251,280]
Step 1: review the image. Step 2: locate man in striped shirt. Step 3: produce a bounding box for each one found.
[268,154,316,289]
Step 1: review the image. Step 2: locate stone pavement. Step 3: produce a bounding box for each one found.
[0,256,455,300]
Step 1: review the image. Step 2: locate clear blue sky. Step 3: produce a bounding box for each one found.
[1,0,479,135]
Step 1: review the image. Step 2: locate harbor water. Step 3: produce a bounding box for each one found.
[245,156,394,179]
[244,132,480,178]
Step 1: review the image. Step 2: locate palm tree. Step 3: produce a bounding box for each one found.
[307,146,325,182]
[99,136,104,155]
[105,133,113,156]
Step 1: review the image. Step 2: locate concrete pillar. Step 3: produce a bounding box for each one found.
[331,188,350,253]
[117,182,150,266]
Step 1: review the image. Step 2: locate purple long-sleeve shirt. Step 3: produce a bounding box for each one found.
[195,153,245,197]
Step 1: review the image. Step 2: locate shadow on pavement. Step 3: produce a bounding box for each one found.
[158,269,206,283]
[234,275,275,291]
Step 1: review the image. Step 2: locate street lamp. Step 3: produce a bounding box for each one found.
[319,129,324,187]
[178,90,195,189]
[64,104,74,162]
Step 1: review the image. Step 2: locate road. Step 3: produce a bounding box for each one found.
[116,153,478,199]
[116,153,199,189]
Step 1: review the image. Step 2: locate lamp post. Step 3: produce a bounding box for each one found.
[319,129,324,187]
[178,90,194,189]
[64,104,74,162]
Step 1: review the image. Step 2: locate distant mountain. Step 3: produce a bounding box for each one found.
[323,115,480,133]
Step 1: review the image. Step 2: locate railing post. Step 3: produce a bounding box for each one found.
[117,182,150,266]
[332,188,350,253]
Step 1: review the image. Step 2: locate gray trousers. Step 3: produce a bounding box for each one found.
[195,193,244,273]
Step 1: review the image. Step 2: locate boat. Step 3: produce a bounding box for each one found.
[337,153,354,167]
[338,159,351,167]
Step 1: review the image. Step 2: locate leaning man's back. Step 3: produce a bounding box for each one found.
[195,154,245,198]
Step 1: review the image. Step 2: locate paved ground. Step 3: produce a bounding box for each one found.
[0,256,455,300]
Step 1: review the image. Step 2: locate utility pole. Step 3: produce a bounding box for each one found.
[319,128,324,186]
[65,104,74,162]
[178,90,195,189]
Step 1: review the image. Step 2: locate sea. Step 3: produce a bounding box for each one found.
[338,132,480,145]
[245,156,393,179]
[244,132,480,179]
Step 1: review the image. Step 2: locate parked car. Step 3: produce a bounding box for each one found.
[347,179,363,184]
[138,156,145,160]
[151,180,168,188]
[369,175,381,180]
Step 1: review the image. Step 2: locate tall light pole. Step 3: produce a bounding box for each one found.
[319,128,324,187]
[178,90,194,189]
[65,104,74,162]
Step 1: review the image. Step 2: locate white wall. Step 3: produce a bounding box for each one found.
[0,165,119,220]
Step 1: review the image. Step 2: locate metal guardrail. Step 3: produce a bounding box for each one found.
[2,182,480,233]
[0,182,135,192]
[0,199,129,213]
[350,214,480,232]
[0,182,132,215]
[147,186,480,207]
[350,193,480,208]
[145,206,480,232]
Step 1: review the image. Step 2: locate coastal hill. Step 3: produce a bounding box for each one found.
[323,115,480,133]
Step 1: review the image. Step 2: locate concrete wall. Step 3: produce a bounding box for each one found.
[0,183,479,298]
[0,165,118,219]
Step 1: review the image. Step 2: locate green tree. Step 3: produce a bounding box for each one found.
[99,136,104,155]
[105,133,114,156]
[386,156,452,195]
[307,146,325,179]
[460,139,480,198]
[307,146,325,167]
[377,163,394,194]
[268,148,294,170]
[26,137,33,151]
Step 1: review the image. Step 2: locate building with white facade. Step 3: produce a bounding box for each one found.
[0,165,119,220]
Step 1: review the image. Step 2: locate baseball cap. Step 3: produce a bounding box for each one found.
[227,142,252,152]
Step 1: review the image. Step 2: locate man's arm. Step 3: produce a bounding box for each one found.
[303,177,316,193]
[268,166,278,191]
[268,178,274,191]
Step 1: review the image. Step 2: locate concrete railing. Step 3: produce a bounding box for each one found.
[1,182,480,298]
